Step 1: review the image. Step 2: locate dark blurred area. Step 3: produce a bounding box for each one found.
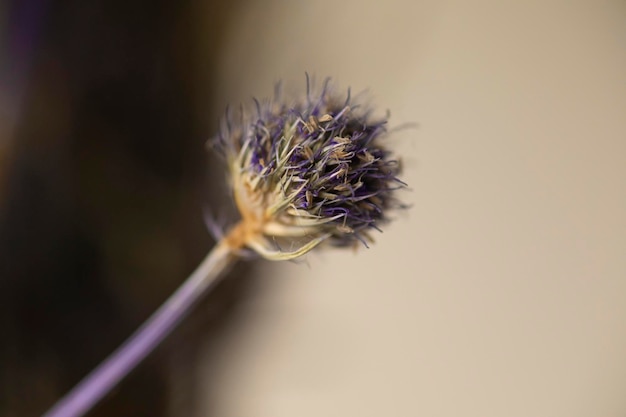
[0,1,250,416]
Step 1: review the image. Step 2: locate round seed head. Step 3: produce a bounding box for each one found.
[212,78,405,260]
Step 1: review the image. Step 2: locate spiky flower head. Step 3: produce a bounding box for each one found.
[212,78,405,260]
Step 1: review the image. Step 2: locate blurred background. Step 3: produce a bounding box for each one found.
[1,1,626,416]
[0,1,254,416]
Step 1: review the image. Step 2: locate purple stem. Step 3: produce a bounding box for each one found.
[43,241,234,417]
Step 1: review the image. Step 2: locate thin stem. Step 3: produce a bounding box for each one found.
[43,237,237,417]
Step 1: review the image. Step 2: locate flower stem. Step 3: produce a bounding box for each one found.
[43,235,238,417]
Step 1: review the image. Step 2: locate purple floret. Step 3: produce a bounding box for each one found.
[214,77,405,247]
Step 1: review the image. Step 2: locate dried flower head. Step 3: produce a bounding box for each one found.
[213,78,405,260]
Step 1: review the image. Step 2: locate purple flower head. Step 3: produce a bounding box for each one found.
[212,77,405,260]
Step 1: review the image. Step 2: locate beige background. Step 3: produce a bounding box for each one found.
[200,1,626,416]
